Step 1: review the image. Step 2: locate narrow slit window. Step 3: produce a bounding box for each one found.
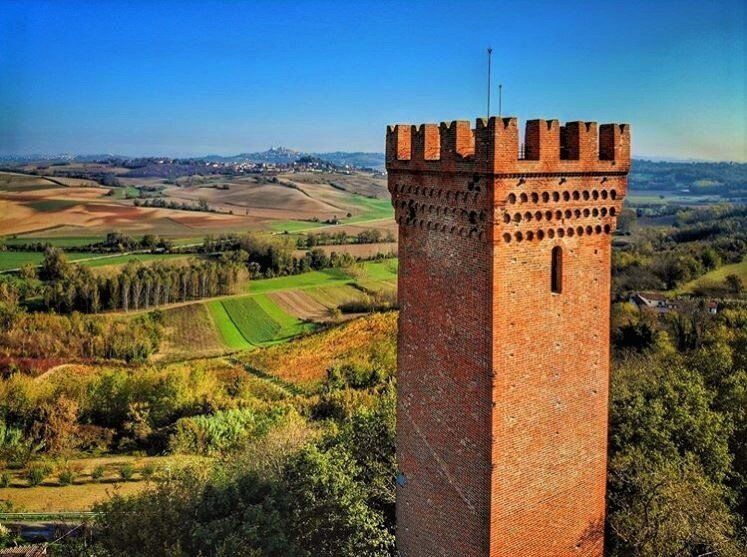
[551,246,563,294]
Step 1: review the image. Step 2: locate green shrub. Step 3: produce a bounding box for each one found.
[118,463,135,481]
[26,462,52,486]
[0,471,11,488]
[140,463,157,481]
[169,407,286,456]
[58,466,75,486]
[91,465,105,482]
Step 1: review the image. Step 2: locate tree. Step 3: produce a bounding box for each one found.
[281,445,394,556]
[608,353,745,556]
[608,452,744,557]
[39,247,70,281]
[724,273,744,295]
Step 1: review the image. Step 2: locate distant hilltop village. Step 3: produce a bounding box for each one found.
[0,149,388,174]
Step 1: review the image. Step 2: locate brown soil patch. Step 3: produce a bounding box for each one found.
[269,290,331,322]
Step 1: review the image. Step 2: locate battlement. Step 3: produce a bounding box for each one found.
[386,117,630,174]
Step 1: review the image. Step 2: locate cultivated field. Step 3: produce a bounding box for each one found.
[158,303,226,361]
[0,169,395,240]
[151,261,397,356]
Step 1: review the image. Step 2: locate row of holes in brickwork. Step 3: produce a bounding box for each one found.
[396,200,486,219]
[507,189,617,204]
[393,188,481,204]
[503,224,612,243]
[395,217,484,237]
[504,206,616,223]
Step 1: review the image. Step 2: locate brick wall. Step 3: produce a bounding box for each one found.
[388,117,630,557]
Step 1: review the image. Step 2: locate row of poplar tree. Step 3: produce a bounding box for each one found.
[40,249,245,314]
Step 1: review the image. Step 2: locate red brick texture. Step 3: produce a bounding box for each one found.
[387,117,630,557]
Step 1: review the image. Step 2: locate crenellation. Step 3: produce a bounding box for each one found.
[563,121,598,162]
[385,117,630,173]
[525,119,560,162]
[439,120,475,162]
[412,123,441,162]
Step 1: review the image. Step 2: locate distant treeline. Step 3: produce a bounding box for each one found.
[296,229,395,249]
[202,233,394,279]
[630,160,747,198]
[134,197,224,214]
[0,232,174,254]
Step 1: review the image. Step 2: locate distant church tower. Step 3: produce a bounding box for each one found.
[387,117,630,557]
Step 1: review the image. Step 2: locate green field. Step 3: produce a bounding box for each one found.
[306,284,368,307]
[203,261,398,350]
[206,299,253,349]
[626,190,724,206]
[208,294,314,348]
[0,250,111,271]
[266,195,392,233]
[110,185,140,199]
[244,262,397,295]
[246,267,350,294]
[0,251,189,272]
[677,258,747,294]
[80,253,190,268]
[345,195,394,223]
[268,219,329,233]
[2,235,106,248]
[0,182,64,193]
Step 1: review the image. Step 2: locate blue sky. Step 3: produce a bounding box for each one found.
[0,0,745,160]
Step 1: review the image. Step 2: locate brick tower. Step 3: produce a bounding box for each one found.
[387,117,630,557]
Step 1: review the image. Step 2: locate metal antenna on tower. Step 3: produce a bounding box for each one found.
[487,47,493,120]
[498,83,503,117]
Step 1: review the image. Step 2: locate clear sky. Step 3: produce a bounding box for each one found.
[1,0,745,160]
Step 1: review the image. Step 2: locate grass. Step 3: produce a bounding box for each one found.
[158,303,225,360]
[109,186,139,199]
[207,299,253,350]
[212,294,315,348]
[305,284,368,307]
[0,183,64,193]
[0,251,189,272]
[265,194,392,233]
[344,195,394,223]
[268,219,329,233]
[246,268,351,294]
[626,191,724,206]
[2,235,106,248]
[0,251,108,271]
[677,258,747,294]
[0,455,205,512]
[80,253,189,268]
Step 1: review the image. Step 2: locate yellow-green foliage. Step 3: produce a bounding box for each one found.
[239,311,397,389]
[0,358,289,456]
[0,309,161,363]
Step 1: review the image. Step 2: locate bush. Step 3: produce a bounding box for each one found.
[118,463,135,481]
[169,407,286,456]
[0,471,10,488]
[58,466,75,486]
[26,462,52,486]
[140,463,156,481]
[91,465,105,482]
